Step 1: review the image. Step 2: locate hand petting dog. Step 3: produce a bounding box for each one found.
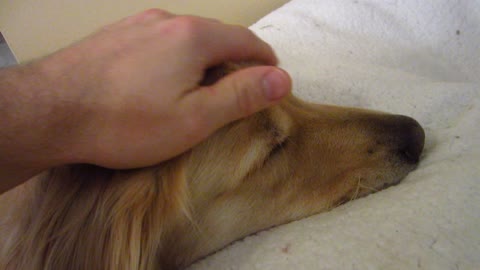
[0,9,291,193]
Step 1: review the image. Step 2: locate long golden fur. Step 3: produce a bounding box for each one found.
[0,63,424,270]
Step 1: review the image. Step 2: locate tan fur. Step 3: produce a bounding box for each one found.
[0,64,424,270]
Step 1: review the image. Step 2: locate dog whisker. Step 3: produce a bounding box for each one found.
[358,183,379,193]
[350,177,362,201]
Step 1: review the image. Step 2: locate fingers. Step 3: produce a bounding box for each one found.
[197,23,277,66]
[181,66,291,133]
[126,9,175,24]
[140,14,277,67]
[106,9,277,67]
[178,18,276,66]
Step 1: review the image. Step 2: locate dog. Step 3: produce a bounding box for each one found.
[0,62,425,270]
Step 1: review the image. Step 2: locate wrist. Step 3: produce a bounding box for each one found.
[31,51,95,166]
[0,56,89,191]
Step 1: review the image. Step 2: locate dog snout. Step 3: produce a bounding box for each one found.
[372,115,425,164]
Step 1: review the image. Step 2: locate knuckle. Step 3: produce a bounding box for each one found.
[142,8,169,19]
[153,15,210,50]
[173,16,200,33]
[123,9,172,26]
[166,16,205,42]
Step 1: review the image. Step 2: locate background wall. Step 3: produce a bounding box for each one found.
[0,0,290,63]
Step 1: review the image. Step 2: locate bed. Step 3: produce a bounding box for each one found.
[189,1,480,269]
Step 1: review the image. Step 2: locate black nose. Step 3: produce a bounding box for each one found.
[373,115,425,164]
[395,116,425,163]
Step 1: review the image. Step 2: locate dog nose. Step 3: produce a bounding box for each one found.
[371,115,425,164]
[396,116,425,163]
[387,116,425,164]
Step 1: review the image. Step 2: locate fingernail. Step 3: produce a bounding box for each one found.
[262,68,291,101]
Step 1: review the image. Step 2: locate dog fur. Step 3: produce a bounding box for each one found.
[0,63,424,270]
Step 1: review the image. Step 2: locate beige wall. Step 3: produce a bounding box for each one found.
[0,0,289,63]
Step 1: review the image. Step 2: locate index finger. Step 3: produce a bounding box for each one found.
[204,24,277,66]
[177,17,278,67]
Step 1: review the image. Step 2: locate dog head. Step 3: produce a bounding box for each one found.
[171,94,424,265]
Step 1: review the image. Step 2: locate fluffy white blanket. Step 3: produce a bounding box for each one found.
[190,1,480,269]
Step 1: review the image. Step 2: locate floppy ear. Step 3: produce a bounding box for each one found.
[101,157,191,270]
[5,157,190,270]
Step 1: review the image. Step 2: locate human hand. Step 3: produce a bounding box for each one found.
[36,9,291,169]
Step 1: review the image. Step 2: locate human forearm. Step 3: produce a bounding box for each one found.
[0,63,79,193]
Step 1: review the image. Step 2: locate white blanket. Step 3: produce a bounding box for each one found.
[190,1,480,269]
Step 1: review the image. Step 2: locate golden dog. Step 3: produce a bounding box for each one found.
[0,63,424,270]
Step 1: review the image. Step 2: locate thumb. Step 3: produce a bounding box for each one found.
[183,66,291,131]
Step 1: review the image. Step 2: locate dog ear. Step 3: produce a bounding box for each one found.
[101,157,191,270]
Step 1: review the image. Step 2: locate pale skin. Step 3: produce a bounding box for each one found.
[0,9,291,194]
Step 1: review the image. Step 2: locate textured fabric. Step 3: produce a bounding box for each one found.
[190,1,480,269]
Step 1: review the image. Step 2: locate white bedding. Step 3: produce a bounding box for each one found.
[189,1,480,269]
